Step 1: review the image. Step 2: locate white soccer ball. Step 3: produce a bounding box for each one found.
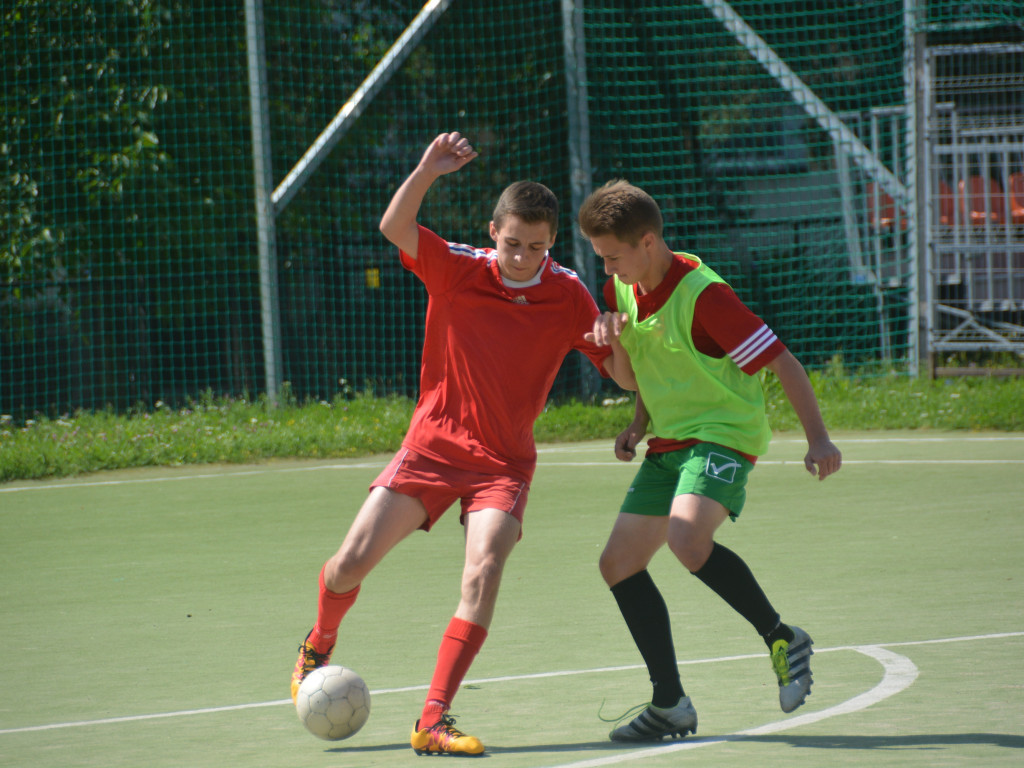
[295,665,371,741]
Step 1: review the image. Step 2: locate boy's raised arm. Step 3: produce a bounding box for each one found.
[379,132,478,260]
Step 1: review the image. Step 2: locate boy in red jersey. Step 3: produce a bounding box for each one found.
[579,180,842,741]
[291,134,629,756]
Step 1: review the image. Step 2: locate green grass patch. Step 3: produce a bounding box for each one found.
[2,371,1024,483]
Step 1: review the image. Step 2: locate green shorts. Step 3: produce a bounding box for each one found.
[619,443,754,520]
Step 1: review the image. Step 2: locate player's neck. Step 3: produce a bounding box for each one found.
[636,247,674,295]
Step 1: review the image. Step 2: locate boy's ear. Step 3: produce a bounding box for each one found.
[489,221,499,242]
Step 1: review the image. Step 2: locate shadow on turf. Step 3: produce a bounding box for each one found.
[324,732,1024,756]
[487,733,1024,754]
[734,733,1024,751]
[325,740,626,756]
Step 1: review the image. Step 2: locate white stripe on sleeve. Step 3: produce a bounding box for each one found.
[728,325,777,369]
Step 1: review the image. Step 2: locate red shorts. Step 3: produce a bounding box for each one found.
[371,448,530,532]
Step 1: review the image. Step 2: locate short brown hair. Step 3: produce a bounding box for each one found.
[492,181,559,236]
[577,180,663,245]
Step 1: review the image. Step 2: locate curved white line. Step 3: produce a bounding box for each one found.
[742,646,919,733]
[535,645,919,768]
[17,635,1020,738]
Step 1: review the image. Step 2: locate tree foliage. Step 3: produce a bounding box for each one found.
[2,0,171,284]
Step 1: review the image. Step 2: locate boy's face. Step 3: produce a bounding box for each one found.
[588,232,653,287]
[489,215,555,282]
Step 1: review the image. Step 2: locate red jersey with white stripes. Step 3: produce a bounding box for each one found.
[401,225,611,482]
[604,253,785,459]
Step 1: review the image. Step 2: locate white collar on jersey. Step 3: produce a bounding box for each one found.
[501,254,548,289]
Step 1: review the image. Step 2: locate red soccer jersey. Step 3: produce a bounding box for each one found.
[401,225,611,482]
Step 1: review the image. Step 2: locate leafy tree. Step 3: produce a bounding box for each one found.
[2,0,171,286]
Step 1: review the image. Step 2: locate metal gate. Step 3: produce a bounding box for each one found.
[924,43,1024,357]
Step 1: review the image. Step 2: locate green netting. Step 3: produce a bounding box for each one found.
[582,2,912,370]
[3,1,1023,418]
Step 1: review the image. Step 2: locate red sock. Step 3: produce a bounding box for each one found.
[309,564,359,654]
[419,617,488,729]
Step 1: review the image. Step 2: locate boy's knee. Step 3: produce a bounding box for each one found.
[598,551,615,586]
[599,546,637,587]
[667,536,712,572]
[322,555,351,592]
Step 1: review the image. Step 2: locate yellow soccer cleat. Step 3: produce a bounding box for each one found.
[410,714,485,756]
[290,630,334,704]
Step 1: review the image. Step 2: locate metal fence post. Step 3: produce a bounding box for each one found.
[245,0,283,403]
[561,0,601,399]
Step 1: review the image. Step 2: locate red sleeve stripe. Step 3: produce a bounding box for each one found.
[728,325,778,369]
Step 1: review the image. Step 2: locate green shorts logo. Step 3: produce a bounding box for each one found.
[705,452,740,483]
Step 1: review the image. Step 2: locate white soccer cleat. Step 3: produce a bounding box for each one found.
[609,696,698,742]
[772,625,814,713]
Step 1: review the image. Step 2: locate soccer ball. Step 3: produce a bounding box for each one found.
[295,665,371,741]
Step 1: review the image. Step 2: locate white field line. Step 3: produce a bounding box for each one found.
[535,645,919,768]
[3,435,1024,495]
[539,460,1024,467]
[0,463,390,494]
[1,631,1019,737]
[536,436,1024,453]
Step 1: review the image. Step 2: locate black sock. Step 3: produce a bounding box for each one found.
[693,543,786,647]
[764,621,795,649]
[610,570,685,707]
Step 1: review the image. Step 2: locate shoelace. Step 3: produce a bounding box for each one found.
[299,644,331,672]
[771,640,791,684]
[428,714,467,746]
[598,700,651,726]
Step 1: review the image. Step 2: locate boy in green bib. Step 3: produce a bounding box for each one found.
[579,180,842,742]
